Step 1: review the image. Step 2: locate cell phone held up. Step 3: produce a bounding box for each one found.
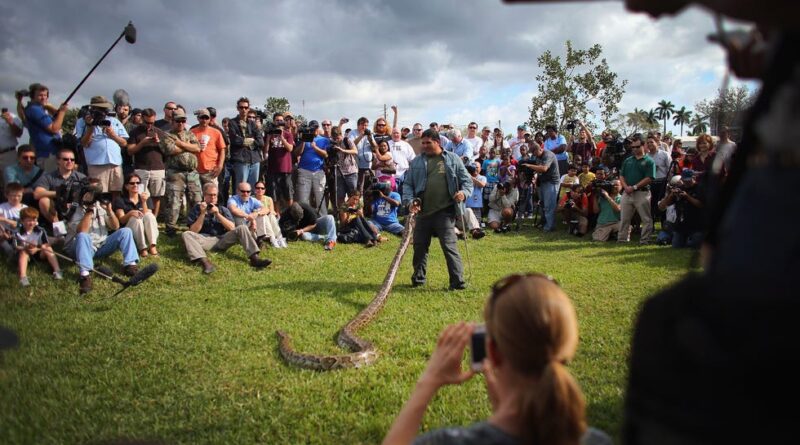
[470,324,487,372]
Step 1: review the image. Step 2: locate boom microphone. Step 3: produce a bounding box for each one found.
[124,21,136,44]
[128,264,158,287]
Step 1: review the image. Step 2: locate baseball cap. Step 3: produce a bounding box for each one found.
[194,108,211,118]
[172,109,187,119]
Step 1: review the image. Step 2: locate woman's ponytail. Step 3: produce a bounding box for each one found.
[520,361,586,445]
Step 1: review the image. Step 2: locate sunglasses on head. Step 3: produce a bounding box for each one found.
[489,272,560,309]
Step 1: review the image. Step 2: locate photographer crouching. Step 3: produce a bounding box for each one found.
[557,184,589,236]
[657,169,705,248]
[487,180,518,233]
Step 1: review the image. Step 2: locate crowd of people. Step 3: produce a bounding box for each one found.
[1,84,735,293]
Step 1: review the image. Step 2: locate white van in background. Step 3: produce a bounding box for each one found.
[675,135,719,151]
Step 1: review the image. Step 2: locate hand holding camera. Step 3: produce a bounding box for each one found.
[199,202,208,213]
[418,322,476,389]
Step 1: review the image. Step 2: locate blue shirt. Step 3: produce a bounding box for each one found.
[371,192,401,226]
[75,117,128,165]
[24,104,61,158]
[4,163,42,188]
[298,135,328,172]
[544,134,568,161]
[227,195,262,214]
[466,174,486,208]
[482,158,501,184]
[445,140,471,158]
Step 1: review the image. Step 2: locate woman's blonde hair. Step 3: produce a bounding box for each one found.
[484,274,586,445]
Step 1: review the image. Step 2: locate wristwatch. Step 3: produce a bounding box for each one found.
[633,185,638,191]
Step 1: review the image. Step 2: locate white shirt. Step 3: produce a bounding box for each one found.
[0,113,23,149]
[464,136,483,162]
[648,150,671,179]
[509,136,526,160]
[389,140,416,178]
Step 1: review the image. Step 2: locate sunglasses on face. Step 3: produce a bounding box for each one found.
[255,186,265,190]
[60,158,76,162]
[128,181,140,185]
[238,106,249,110]
[165,107,177,111]
[21,156,36,160]
[239,189,251,194]
[198,116,210,120]
[469,126,477,129]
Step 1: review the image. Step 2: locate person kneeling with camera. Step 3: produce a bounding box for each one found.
[657,169,705,248]
[592,179,622,242]
[64,178,139,294]
[488,181,519,233]
[182,183,272,274]
[383,273,611,445]
[558,184,589,236]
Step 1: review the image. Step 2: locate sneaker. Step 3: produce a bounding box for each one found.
[20,277,30,287]
[270,237,281,248]
[79,275,92,295]
[324,240,336,251]
[279,237,289,248]
[123,264,139,277]
[53,271,63,280]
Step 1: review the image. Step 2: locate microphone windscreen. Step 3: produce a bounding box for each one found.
[124,22,137,44]
[129,263,158,286]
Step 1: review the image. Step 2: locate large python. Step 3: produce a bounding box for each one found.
[276,212,416,370]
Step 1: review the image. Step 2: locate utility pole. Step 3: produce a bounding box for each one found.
[383,104,387,121]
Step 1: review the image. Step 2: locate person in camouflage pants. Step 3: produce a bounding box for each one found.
[161,109,202,235]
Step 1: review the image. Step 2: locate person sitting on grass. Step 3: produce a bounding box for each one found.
[338,191,381,247]
[13,207,62,287]
[1,182,27,260]
[279,202,337,251]
[367,181,404,236]
[182,183,272,274]
[64,177,140,295]
[253,181,287,248]
[113,173,159,258]
[382,273,611,445]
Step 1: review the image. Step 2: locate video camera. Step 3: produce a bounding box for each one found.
[602,136,629,170]
[266,121,284,136]
[369,181,391,199]
[90,108,112,127]
[591,179,616,194]
[298,123,317,143]
[565,119,579,132]
[55,177,111,219]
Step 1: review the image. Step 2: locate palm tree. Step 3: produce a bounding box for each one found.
[625,108,645,133]
[689,114,709,135]
[655,100,675,135]
[645,109,659,127]
[672,106,692,136]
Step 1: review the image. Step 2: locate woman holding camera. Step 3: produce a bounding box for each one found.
[383,273,610,445]
[113,172,159,257]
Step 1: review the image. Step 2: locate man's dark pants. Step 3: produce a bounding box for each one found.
[412,208,465,288]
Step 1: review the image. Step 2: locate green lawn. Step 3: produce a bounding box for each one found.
[0,224,695,444]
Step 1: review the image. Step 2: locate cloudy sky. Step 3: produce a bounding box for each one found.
[0,0,757,136]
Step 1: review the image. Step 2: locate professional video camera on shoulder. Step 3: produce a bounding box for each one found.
[298,120,319,143]
[56,177,111,218]
[369,181,391,199]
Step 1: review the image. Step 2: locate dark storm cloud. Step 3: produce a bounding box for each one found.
[0,0,744,132]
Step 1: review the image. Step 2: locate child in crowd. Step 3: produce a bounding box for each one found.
[14,207,62,286]
[578,162,596,188]
[338,191,380,247]
[559,164,580,199]
[1,182,27,260]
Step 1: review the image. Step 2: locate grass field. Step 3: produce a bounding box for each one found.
[0,223,695,444]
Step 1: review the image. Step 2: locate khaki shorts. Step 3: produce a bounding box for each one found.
[134,169,166,197]
[88,164,124,193]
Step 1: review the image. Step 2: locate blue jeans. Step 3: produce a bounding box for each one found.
[369,219,405,235]
[66,228,139,274]
[672,230,703,248]
[538,182,558,231]
[300,215,337,243]
[232,162,260,190]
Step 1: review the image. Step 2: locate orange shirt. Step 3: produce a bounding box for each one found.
[190,126,226,173]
